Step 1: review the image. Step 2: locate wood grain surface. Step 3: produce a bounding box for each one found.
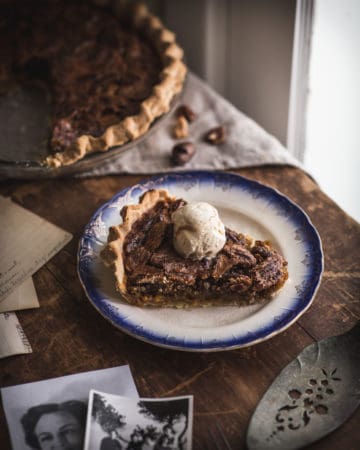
[1,166,359,450]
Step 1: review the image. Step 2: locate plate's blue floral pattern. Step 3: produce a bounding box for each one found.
[78,171,323,351]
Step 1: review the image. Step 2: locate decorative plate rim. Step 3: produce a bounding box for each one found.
[77,171,324,352]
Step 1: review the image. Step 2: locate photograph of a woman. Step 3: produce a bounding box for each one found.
[21,401,87,450]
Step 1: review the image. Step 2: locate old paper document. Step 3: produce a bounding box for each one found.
[0,312,32,359]
[0,196,72,303]
[0,277,39,313]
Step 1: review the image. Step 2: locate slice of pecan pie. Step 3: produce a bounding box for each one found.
[0,0,186,167]
[101,190,289,308]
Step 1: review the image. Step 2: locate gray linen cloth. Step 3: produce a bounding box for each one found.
[80,72,300,177]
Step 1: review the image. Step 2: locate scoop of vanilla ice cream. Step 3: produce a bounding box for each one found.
[172,202,226,260]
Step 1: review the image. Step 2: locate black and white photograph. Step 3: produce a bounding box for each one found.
[84,390,193,450]
[1,365,138,450]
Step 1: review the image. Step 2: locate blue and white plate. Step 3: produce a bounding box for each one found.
[78,171,323,352]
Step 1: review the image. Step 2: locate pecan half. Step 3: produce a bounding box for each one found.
[204,126,226,144]
[173,116,189,138]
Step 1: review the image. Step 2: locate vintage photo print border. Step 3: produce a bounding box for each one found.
[85,389,193,450]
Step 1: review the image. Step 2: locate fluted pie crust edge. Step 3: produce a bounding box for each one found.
[100,189,173,300]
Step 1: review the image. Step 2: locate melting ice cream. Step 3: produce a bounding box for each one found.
[172,202,226,260]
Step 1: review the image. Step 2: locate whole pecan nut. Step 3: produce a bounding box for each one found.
[176,105,196,122]
[171,142,196,166]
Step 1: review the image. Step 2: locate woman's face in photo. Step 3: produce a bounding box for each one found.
[34,411,83,450]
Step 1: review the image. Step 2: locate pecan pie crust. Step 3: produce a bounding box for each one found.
[0,0,187,168]
[101,190,289,308]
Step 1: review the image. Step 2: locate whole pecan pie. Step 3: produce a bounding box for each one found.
[0,0,186,167]
[101,190,289,308]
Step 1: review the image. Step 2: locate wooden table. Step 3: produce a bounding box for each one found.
[1,166,359,450]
